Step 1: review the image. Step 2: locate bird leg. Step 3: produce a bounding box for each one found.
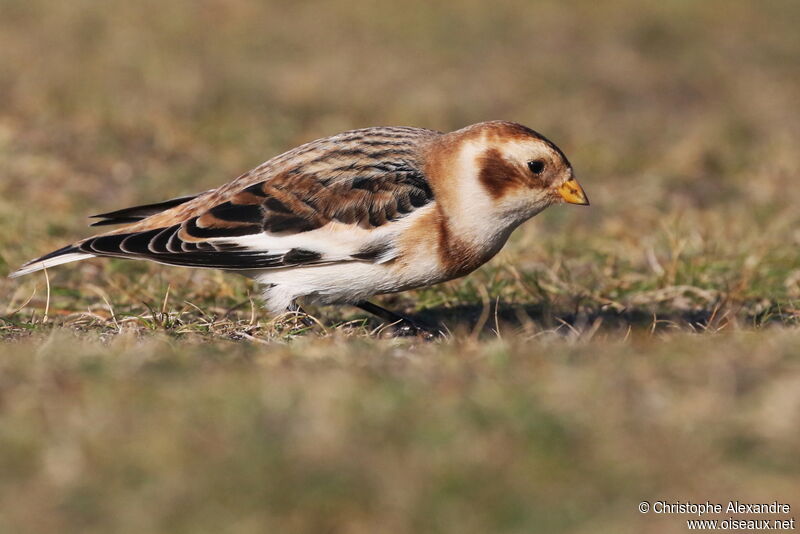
[286,301,316,328]
[355,301,441,339]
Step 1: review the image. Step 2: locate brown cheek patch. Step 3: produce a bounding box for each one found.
[478,148,526,199]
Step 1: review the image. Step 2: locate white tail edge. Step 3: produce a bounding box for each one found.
[9,253,95,278]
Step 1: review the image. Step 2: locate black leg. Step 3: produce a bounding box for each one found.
[287,301,315,327]
[355,301,441,339]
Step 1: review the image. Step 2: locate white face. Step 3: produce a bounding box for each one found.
[475,137,576,222]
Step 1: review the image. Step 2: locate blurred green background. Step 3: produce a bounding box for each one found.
[1,1,799,533]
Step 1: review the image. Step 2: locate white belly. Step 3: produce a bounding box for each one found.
[254,257,442,313]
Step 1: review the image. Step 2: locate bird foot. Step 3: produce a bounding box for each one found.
[355,301,443,340]
[388,319,443,340]
[285,302,317,329]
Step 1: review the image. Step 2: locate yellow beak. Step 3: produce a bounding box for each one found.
[557,178,589,206]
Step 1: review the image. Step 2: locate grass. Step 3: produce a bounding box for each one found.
[1,0,799,532]
[2,332,800,533]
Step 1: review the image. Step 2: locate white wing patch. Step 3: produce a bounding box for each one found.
[218,208,430,265]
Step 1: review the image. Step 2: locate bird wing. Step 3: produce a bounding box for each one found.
[13,127,440,276]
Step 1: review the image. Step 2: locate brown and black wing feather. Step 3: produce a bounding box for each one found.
[214,159,434,235]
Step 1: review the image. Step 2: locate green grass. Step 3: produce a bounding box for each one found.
[1,0,799,532]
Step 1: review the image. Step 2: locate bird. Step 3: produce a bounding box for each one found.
[11,120,588,336]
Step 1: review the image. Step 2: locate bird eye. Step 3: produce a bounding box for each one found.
[527,160,545,175]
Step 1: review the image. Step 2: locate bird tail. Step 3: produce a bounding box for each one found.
[9,245,94,279]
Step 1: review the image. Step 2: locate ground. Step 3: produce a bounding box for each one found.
[1,1,799,533]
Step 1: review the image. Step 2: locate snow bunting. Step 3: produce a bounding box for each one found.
[12,121,588,335]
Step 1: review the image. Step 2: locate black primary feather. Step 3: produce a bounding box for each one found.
[89,194,201,226]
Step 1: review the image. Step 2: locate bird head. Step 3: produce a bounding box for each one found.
[471,121,588,212]
[414,120,591,257]
[429,121,588,232]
